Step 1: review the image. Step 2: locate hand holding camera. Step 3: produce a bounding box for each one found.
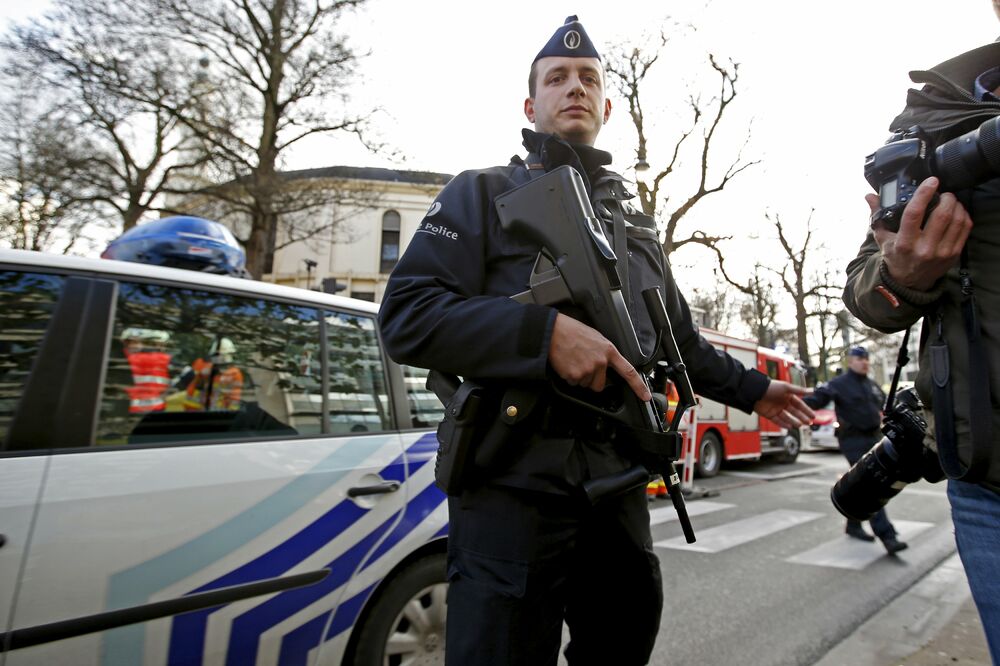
[864,178,973,291]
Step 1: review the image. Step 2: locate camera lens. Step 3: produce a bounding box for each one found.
[830,438,906,522]
[935,115,1000,191]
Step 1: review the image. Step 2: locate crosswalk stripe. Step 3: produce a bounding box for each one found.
[791,477,948,498]
[722,468,821,480]
[654,509,823,553]
[649,500,734,526]
[785,520,935,569]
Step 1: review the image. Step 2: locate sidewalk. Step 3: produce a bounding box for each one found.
[815,553,992,665]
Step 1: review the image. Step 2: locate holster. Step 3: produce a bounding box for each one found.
[430,371,543,496]
[435,380,484,496]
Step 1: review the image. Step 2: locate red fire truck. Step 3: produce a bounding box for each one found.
[668,328,809,478]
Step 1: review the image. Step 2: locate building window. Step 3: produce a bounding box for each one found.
[380,210,401,273]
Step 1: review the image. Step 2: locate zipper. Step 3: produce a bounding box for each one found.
[910,68,1000,108]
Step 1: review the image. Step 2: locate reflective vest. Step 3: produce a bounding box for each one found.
[185,358,244,411]
[124,351,171,413]
[665,381,680,425]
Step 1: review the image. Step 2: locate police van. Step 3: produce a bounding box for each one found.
[0,248,448,665]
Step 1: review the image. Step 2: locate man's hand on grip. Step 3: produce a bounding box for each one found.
[548,313,652,401]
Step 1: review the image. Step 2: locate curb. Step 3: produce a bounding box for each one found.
[813,553,986,665]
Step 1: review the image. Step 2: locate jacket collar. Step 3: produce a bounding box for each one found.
[520,128,619,196]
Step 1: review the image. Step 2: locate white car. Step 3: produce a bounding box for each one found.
[0,249,447,665]
[808,402,840,451]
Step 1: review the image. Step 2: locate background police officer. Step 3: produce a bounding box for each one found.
[378,16,813,665]
[804,347,908,554]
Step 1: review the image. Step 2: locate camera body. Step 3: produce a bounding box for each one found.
[864,115,1000,231]
[830,387,944,522]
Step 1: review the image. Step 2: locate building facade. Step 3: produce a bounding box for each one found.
[267,167,451,301]
[173,166,452,302]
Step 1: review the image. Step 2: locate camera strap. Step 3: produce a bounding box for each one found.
[930,246,992,482]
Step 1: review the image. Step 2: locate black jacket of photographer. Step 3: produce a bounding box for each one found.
[378,129,770,495]
[804,370,885,445]
[843,42,1000,493]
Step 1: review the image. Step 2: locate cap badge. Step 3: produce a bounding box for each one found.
[564,30,581,50]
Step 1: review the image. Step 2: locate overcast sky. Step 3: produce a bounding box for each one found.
[3,0,999,326]
[308,0,1000,295]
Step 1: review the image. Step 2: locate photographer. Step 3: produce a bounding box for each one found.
[804,347,907,553]
[378,16,813,665]
[843,28,1000,660]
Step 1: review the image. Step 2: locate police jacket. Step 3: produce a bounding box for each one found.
[843,41,1000,491]
[804,371,884,439]
[379,129,770,493]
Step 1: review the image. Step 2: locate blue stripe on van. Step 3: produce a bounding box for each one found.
[320,482,447,643]
[164,434,440,665]
[166,497,373,665]
[325,581,377,643]
[359,480,447,571]
[103,437,390,666]
[220,513,396,666]
[221,471,445,664]
[276,611,330,666]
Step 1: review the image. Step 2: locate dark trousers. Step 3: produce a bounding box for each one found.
[445,483,662,666]
[840,434,897,540]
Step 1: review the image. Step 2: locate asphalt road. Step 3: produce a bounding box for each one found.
[562,450,956,666]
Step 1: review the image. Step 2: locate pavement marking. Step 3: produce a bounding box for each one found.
[791,476,949,498]
[649,500,733,526]
[654,509,823,553]
[721,466,823,480]
[785,520,935,570]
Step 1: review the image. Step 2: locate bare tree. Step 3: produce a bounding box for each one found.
[6,0,210,232]
[738,267,780,349]
[135,0,381,277]
[766,210,841,368]
[0,80,104,253]
[604,31,758,257]
[687,276,736,332]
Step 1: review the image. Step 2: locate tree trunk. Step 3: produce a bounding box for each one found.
[796,297,810,371]
[263,211,278,275]
[245,219,269,279]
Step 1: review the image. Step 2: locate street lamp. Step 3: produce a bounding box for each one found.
[634,157,650,184]
[304,259,317,289]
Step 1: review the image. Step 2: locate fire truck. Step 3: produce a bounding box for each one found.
[667,328,809,478]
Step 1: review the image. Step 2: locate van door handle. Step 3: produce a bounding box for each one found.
[347,481,401,498]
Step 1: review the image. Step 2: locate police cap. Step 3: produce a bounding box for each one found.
[533,15,601,63]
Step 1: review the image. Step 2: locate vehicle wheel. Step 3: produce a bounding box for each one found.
[352,553,448,666]
[696,432,723,478]
[776,430,801,464]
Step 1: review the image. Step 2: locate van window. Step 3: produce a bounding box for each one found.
[96,282,323,445]
[0,271,64,443]
[765,359,780,380]
[401,365,445,428]
[325,312,392,433]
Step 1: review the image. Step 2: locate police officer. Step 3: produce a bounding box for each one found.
[378,16,814,665]
[804,347,907,554]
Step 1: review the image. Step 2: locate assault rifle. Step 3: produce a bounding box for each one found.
[494,165,698,543]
